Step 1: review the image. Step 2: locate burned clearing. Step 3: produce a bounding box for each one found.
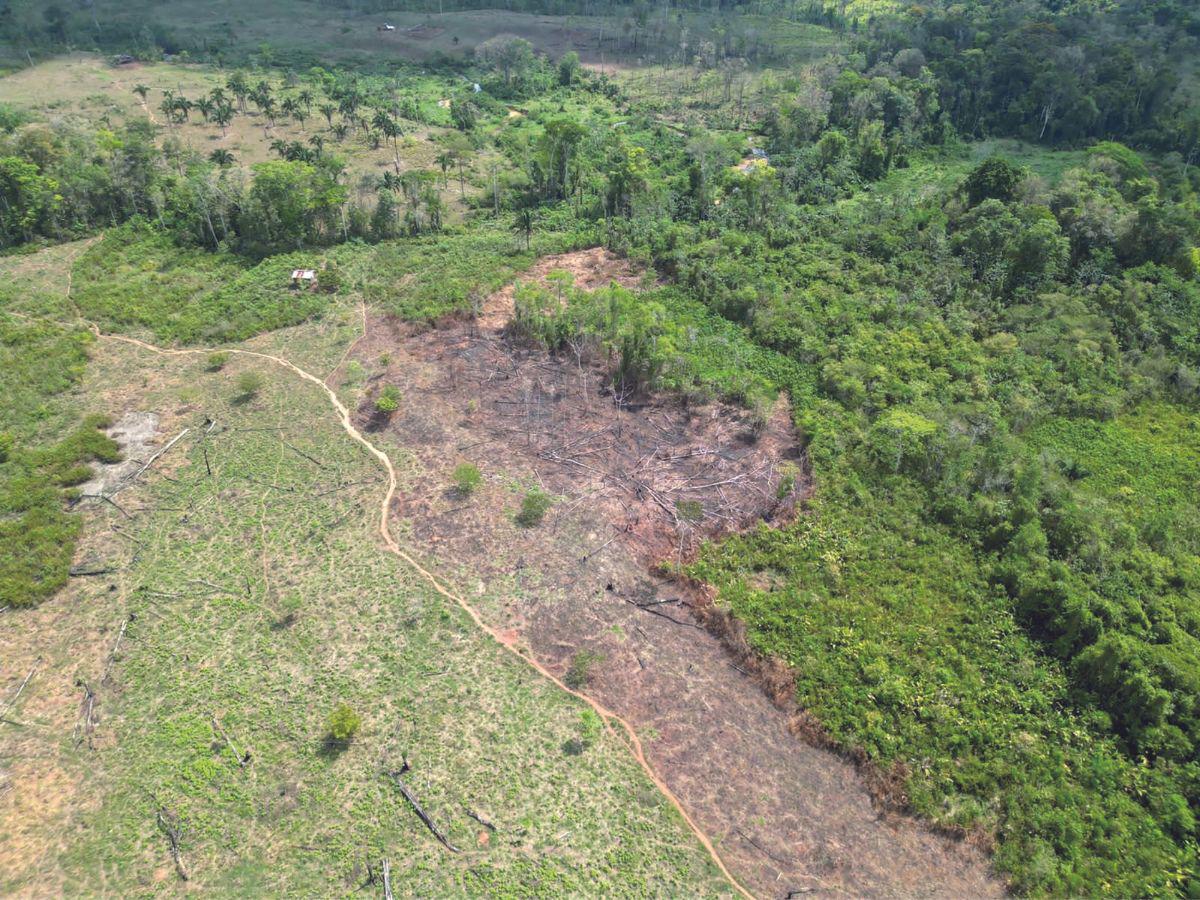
[346,251,1001,899]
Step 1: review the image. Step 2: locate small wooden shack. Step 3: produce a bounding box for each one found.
[290,268,317,289]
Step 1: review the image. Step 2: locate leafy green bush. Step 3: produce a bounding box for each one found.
[776,463,799,500]
[452,462,482,496]
[374,385,401,415]
[327,703,361,742]
[235,371,264,400]
[206,351,230,372]
[515,487,552,527]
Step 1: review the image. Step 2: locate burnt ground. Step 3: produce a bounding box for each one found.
[343,251,1003,899]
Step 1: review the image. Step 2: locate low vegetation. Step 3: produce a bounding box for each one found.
[451,462,482,496]
[515,486,553,527]
[0,302,119,608]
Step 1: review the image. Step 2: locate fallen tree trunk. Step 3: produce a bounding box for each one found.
[384,763,460,853]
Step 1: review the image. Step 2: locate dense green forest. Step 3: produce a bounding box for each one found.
[2,0,1199,893]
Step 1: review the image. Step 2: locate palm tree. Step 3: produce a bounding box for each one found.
[308,134,326,154]
[513,208,535,250]
[209,148,235,167]
[227,72,249,112]
[132,84,149,102]
[380,171,402,194]
[269,138,289,159]
[298,89,314,114]
[281,96,300,122]
[435,151,453,188]
[319,103,336,128]
[378,117,402,171]
[195,96,214,122]
[213,104,234,137]
[332,122,349,142]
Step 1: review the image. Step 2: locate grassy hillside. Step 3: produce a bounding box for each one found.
[0,259,730,895]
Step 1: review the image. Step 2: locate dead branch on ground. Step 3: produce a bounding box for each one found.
[74,680,97,748]
[465,808,496,831]
[0,658,41,724]
[156,807,189,881]
[384,759,460,853]
[211,714,251,767]
[623,596,701,630]
[125,428,190,487]
[101,614,133,684]
[382,858,394,900]
[69,564,116,577]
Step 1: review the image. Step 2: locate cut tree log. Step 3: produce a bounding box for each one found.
[384,761,460,853]
[0,658,41,724]
[382,858,394,900]
[210,714,251,767]
[156,807,189,881]
[124,428,190,487]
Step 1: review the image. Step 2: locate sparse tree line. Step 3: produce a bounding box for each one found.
[0,66,478,253]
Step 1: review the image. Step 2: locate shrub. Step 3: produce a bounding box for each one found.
[564,649,603,689]
[675,499,704,523]
[776,462,799,500]
[563,708,604,756]
[578,709,602,746]
[374,385,401,415]
[327,703,361,742]
[235,371,264,400]
[319,262,341,294]
[452,462,482,496]
[515,487,552,527]
[206,351,230,372]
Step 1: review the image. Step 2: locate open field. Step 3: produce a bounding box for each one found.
[0,0,843,72]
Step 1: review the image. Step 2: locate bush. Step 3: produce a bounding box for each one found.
[206,351,230,372]
[452,462,482,495]
[564,649,603,689]
[515,487,552,527]
[327,703,361,742]
[563,708,604,756]
[235,371,264,400]
[319,262,341,294]
[776,462,799,500]
[374,385,401,415]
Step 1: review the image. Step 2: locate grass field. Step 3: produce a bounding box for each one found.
[0,252,730,896]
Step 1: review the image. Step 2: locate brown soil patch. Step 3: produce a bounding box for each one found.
[350,249,1003,898]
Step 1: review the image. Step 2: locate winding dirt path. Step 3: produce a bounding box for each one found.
[90,325,755,900]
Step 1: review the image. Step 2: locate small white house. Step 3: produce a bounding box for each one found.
[378,23,396,31]
[291,269,317,289]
